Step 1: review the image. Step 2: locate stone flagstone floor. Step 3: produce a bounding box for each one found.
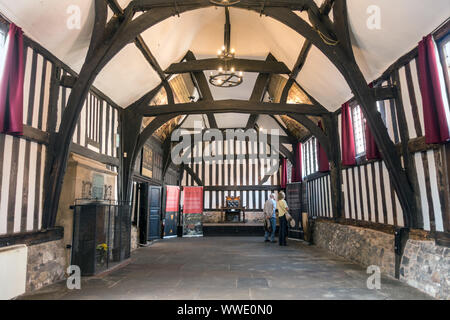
[20,237,433,300]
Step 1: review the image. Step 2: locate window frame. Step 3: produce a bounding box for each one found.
[436,33,450,106]
[350,102,367,159]
[0,23,8,76]
[302,136,319,178]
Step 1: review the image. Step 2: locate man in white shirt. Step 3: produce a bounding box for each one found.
[263,194,277,243]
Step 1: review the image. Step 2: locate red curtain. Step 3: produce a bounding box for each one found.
[341,102,356,166]
[317,121,329,172]
[280,158,287,188]
[292,142,302,183]
[365,119,381,160]
[417,35,450,144]
[0,23,25,136]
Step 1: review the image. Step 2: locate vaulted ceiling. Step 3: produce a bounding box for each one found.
[0,0,448,114]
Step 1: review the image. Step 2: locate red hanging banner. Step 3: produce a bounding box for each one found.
[166,186,180,212]
[183,187,204,214]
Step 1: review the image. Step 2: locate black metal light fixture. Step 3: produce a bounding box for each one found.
[209,0,241,6]
[209,7,243,88]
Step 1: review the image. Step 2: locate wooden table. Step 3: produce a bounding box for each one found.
[220,207,246,223]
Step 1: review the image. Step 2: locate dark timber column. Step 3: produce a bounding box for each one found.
[42,0,115,228]
[119,110,142,203]
[323,113,342,219]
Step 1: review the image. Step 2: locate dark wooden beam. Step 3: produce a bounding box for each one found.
[108,0,164,78]
[70,143,120,167]
[134,36,165,79]
[322,113,342,219]
[107,0,175,104]
[184,164,203,186]
[165,58,291,74]
[373,85,397,101]
[0,227,64,248]
[270,115,296,141]
[280,0,334,103]
[185,51,218,129]
[204,185,281,192]
[245,115,259,130]
[288,113,330,159]
[60,75,77,88]
[136,99,327,117]
[133,0,314,11]
[128,83,164,113]
[246,54,274,129]
[22,125,50,145]
[391,70,422,228]
[42,0,114,229]
[161,138,172,180]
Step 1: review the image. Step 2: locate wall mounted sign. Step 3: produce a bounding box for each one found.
[286,182,302,232]
[141,145,153,178]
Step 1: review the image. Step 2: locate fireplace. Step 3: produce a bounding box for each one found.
[71,200,131,276]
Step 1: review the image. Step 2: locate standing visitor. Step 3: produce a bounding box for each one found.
[263,194,277,243]
[277,192,289,246]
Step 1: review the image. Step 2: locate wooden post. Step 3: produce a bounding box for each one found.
[323,113,342,219]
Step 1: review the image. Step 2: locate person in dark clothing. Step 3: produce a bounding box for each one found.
[277,191,289,246]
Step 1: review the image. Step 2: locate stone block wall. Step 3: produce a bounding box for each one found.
[312,220,396,277]
[400,240,449,299]
[26,239,66,292]
[312,220,450,299]
[203,211,265,224]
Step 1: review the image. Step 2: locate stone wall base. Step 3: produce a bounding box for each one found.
[312,220,449,300]
[203,211,265,224]
[26,239,66,292]
[312,220,396,277]
[401,240,449,299]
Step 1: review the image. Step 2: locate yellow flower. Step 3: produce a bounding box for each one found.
[96,243,108,251]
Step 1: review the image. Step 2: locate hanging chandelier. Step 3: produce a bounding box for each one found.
[209,0,241,6]
[209,7,243,88]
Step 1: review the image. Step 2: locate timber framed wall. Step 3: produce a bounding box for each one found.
[181,132,282,211]
[305,32,449,234]
[0,21,122,238]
